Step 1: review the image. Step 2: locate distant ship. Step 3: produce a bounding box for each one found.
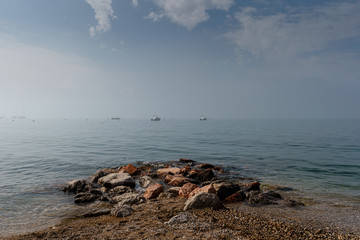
[151,115,161,121]
[111,117,121,120]
[200,117,207,121]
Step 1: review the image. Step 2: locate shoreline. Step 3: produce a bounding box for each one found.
[4,159,360,239]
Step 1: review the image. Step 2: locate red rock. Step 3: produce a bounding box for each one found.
[165,174,192,187]
[179,166,191,176]
[143,183,164,199]
[223,191,246,204]
[247,181,260,191]
[179,183,198,198]
[188,184,216,199]
[196,163,214,169]
[157,167,181,177]
[119,163,140,176]
[188,169,201,179]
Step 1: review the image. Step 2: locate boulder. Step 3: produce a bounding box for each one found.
[110,204,133,217]
[167,187,181,196]
[143,183,164,199]
[213,182,241,200]
[119,163,140,176]
[89,168,116,183]
[184,192,223,211]
[197,169,215,182]
[108,186,133,197]
[157,167,181,177]
[111,192,146,205]
[139,175,156,188]
[62,179,88,193]
[247,181,261,191]
[179,183,198,198]
[223,191,246,204]
[188,184,216,199]
[247,190,282,205]
[98,173,135,189]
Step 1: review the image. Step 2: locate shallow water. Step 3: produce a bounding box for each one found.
[0,118,359,236]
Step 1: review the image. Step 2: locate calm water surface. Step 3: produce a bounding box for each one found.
[0,119,359,235]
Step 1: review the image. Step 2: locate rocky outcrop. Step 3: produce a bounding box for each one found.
[184,192,224,211]
[143,183,164,199]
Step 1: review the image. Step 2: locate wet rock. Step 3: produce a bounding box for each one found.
[184,192,224,211]
[110,204,134,217]
[213,182,241,200]
[98,173,135,189]
[247,181,261,191]
[157,167,181,177]
[179,183,198,198]
[89,168,117,183]
[62,179,88,193]
[247,190,282,205]
[198,169,215,182]
[167,187,181,196]
[179,158,196,163]
[119,163,140,176]
[196,163,215,169]
[111,192,146,205]
[165,212,192,225]
[108,186,133,197]
[188,184,216,199]
[223,191,246,204]
[139,175,156,188]
[143,183,164,199]
[179,166,191,176]
[74,192,100,204]
[187,169,201,179]
[165,174,192,187]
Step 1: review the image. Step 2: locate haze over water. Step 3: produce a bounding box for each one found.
[0,118,359,236]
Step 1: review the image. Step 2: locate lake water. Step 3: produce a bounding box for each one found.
[1,118,360,236]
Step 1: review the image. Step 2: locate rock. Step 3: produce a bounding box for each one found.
[196,163,214,169]
[165,174,192,187]
[247,190,282,205]
[165,212,192,225]
[62,179,88,193]
[139,175,156,188]
[179,166,191,176]
[158,192,176,199]
[188,184,216,199]
[179,183,198,198]
[110,204,133,217]
[187,169,201,179]
[119,163,140,176]
[157,167,181,177]
[167,187,181,196]
[183,192,224,211]
[89,168,116,183]
[179,158,195,163]
[98,173,135,189]
[74,192,100,204]
[197,169,215,182]
[111,192,146,205]
[108,186,133,197]
[213,182,241,200]
[143,183,164,199]
[247,181,261,191]
[223,191,246,204]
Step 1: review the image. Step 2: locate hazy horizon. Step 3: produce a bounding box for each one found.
[1,0,360,119]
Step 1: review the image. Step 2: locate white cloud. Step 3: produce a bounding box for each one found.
[131,0,139,7]
[85,0,115,37]
[147,0,234,30]
[224,1,360,64]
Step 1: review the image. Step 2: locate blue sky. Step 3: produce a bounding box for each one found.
[0,0,359,119]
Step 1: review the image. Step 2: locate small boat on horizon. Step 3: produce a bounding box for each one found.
[151,115,161,121]
[200,116,207,121]
[111,117,121,120]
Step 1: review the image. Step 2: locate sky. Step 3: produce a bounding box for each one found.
[0,0,359,119]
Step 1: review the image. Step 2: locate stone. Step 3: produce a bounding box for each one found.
[164,212,192,225]
[157,167,181,177]
[74,192,100,204]
[158,192,176,199]
[223,191,246,204]
[111,192,146,205]
[187,169,201,179]
[167,187,181,196]
[184,192,224,211]
[179,158,195,163]
[197,169,215,182]
[139,175,156,188]
[188,184,216,199]
[108,186,133,197]
[247,181,261,191]
[196,163,214,169]
[119,163,140,176]
[98,173,135,189]
[179,166,191,176]
[89,168,116,183]
[62,179,88,193]
[110,204,133,217]
[143,183,164,199]
[213,182,241,200]
[247,190,282,205]
[165,175,192,187]
[179,183,198,198]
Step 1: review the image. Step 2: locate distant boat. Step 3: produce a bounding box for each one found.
[200,117,207,121]
[111,117,121,120]
[151,115,161,121]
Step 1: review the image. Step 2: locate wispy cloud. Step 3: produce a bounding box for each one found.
[85,0,115,37]
[146,0,234,30]
[224,1,360,65]
[131,0,139,7]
